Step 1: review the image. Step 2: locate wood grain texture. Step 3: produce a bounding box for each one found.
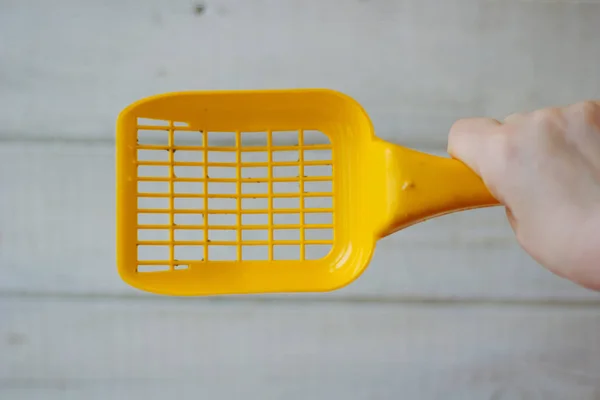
[3,2,600,398]
[1,0,600,145]
[2,297,600,400]
[1,141,597,300]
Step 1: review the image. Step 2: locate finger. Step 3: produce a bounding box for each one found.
[447,117,502,176]
[503,112,528,125]
[565,100,600,130]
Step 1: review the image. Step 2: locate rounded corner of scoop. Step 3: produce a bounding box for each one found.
[316,89,375,131]
[316,88,364,105]
[116,267,176,296]
[116,266,143,291]
[350,243,378,281]
[324,239,378,292]
[117,91,181,119]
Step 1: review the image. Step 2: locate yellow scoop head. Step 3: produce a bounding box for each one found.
[116,89,498,296]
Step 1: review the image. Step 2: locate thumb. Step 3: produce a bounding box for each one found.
[447,117,503,177]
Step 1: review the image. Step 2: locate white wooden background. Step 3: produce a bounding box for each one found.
[2,0,600,399]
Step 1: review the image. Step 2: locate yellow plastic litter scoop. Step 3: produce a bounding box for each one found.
[116,89,500,296]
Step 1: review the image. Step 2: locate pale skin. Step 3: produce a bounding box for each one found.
[448,101,600,291]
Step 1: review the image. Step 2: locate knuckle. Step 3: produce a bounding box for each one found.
[570,100,600,125]
[528,108,567,139]
[571,100,599,115]
[530,107,560,126]
[503,112,525,124]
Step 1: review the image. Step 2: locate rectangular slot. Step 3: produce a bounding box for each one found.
[175,245,205,261]
[208,229,237,241]
[272,130,299,146]
[272,166,298,178]
[303,130,330,145]
[138,165,170,178]
[242,151,268,163]
[208,182,237,195]
[174,213,204,225]
[304,180,332,193]
[174,229,204,241]
[174,166,204,178]
[173,130,203,147]
[243,229,268,241]
[138,245,169,261]
[208,131,236,147]
[174,264,189,270]
[208,166,237,179]
[274,228,300,241]
[138,229,170,241]
[305,212,332,224]
[138,197,169,209]
[137,265,170,272]
[241,131,267,147]
[242,245,269,261]
[208,197,237,210]
[273,181,299,194]
[138,149,169,162]
[242,213,268,225]
[209,213,237,225]
[138,213,170,225]
[305,228,333,241]
[208,151,236,163]
[242,197,269,209]
[138,181,169,193]
[174,181,204,194]
[208,246,238,261]
[137,129,169,146]
[174,150,203,163]
[174,197,204,210]
[173,121,188,127]
[242,182,269,194]
[273,213,299,225]
[274,245,300,260]
[304,196,332,209]
[305,244,332,260]
[304,165,332,177]
[273,197,299,209]
[138,118,169,126]
[241,166,268,178]
[304,149,331,161]
[272,150,298,162]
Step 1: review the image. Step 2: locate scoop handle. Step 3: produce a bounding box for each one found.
[375,142,501,238]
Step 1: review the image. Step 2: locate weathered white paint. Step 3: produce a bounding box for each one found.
[3,1,600,398]
[1,142,595,300]
[2,298,600,400]
[1,0,600,145]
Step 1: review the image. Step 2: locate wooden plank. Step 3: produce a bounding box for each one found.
[1,297,600,399]
[1,0,600,145]
[1,141,597,300]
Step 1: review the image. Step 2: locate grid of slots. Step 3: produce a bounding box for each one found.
[135,118,335,272]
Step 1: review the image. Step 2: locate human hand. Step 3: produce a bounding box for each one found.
[448,101,600,291]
